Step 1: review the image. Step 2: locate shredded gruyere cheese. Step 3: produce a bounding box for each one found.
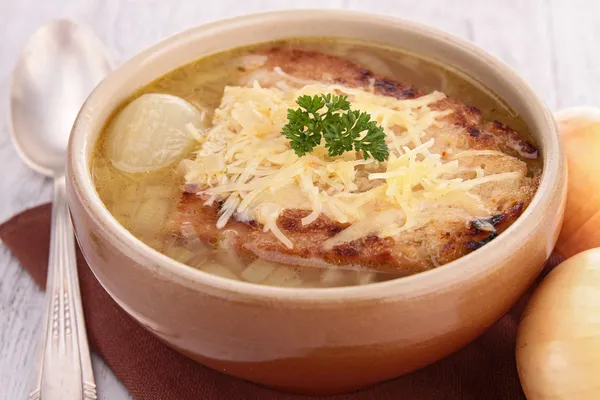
[180,69,524,248]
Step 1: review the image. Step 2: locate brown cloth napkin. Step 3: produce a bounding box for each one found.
[0,204,563,400]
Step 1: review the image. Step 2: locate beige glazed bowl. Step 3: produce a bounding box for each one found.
[66,10,567,394]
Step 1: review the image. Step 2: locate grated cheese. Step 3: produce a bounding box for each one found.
[180,68,526,247]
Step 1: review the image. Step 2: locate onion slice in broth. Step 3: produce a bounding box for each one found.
[105,93,205,173]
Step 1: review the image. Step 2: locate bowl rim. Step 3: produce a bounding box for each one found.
[68,9,563,303]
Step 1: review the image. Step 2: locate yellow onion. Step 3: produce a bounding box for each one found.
[555,108,600,258]
[516,249,600,399]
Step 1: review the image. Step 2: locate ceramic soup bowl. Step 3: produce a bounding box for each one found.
[66,10,566,394]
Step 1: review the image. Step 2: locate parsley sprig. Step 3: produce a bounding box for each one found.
[281,94,389,162]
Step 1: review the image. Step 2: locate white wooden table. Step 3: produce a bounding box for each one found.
[1,1,598,398]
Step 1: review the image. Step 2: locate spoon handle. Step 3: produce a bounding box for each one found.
[29,176,96,400]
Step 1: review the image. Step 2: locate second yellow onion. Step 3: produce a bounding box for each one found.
[516,249,600,399]
[555,107,600,259]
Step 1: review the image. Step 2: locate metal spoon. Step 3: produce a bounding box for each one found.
[9,20,112,399]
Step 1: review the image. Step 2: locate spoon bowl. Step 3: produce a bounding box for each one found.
[10,20,112,176]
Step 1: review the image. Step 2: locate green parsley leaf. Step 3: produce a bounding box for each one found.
[281,94,389,162]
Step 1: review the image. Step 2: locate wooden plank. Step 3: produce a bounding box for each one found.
[547,0,600,109]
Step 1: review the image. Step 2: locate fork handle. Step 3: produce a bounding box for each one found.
[28,176,96,400]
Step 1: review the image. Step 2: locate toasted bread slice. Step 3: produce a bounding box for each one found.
[167,47,540,274]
